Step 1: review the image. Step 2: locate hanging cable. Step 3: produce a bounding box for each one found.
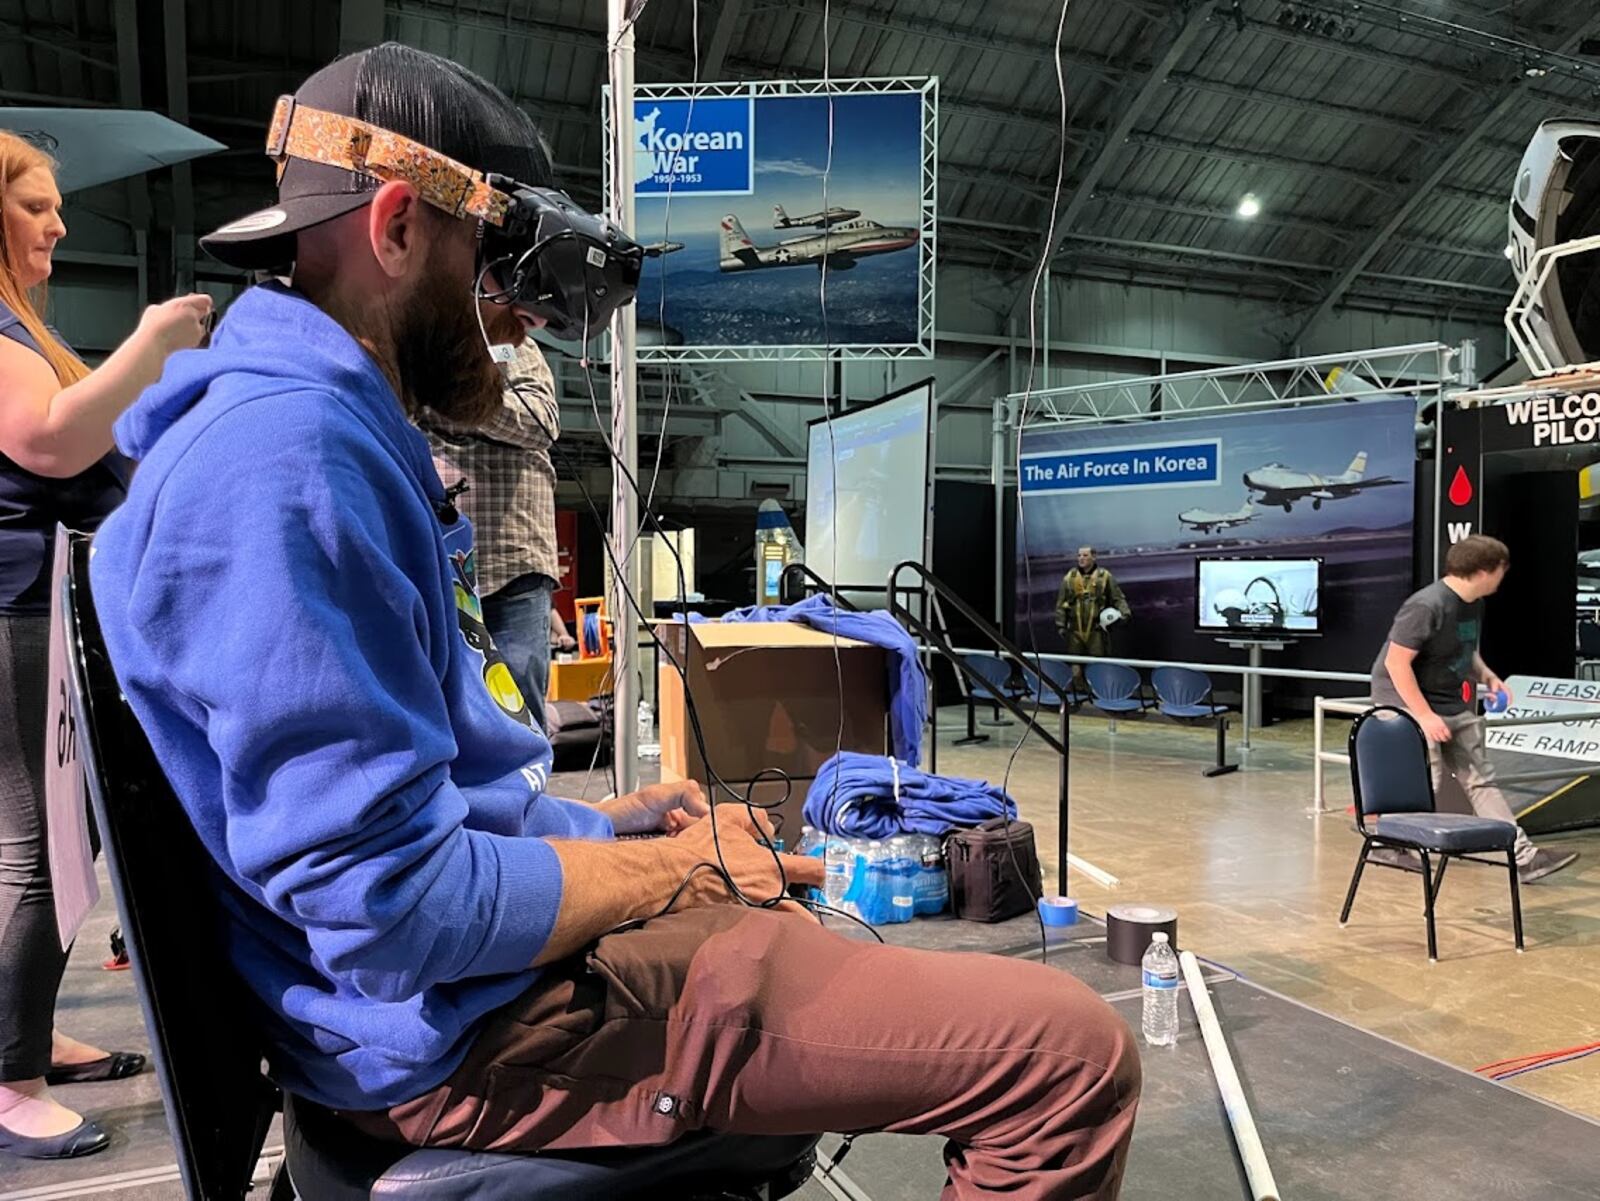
[973,0,1078,966]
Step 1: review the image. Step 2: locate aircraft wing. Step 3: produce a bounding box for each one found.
[1324,477,1403,496]
[1248,485,1301,503]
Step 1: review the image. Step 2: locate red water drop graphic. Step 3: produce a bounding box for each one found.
[1448,465,1474,507]
[1462,680,1475,704]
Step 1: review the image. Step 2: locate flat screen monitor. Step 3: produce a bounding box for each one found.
[1195,556,1322,636]
[805,379,933,605]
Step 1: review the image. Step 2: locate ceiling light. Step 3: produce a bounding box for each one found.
[1504,245,1515,259]
[1237,194,1262,219]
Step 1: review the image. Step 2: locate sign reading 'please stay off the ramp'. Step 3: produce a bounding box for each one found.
[1486,675,1600,764]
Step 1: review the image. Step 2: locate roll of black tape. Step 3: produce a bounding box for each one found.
[1105,904,1178,965]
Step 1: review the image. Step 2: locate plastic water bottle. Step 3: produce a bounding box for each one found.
[824,836,857,916]
[846,840,898,925]
[1141,933,1179,1047]
[911,835,949,916]
[637,698,659,760]
[887,837,916,924]
[794,827,825,904]
[857,841,890,924]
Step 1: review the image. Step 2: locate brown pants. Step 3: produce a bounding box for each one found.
[344,907,1141,1200]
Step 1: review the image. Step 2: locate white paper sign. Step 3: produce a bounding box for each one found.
[45,524,98,949]
[1485,674,1600,763]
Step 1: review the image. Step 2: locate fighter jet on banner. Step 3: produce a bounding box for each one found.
[1243,452,1401,512]
[773,203,861,229]
[719,213,919,272]
[1178,499,1255,535]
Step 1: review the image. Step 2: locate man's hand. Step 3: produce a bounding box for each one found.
[1417,710,1453,743]
[599,779,711,835]
[1485,674,1511,705]
[665,807,825,908]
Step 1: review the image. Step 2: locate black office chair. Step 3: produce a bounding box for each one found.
[1340,705,1524,961]
[62,532,818,1200]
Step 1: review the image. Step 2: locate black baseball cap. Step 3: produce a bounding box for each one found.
[200,43,554,270]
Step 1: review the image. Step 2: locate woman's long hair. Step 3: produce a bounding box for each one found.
[0,133,88,387]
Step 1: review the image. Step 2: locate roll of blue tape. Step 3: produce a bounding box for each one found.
[1038,896,1079,927]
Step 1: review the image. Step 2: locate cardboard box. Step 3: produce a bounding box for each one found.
[658,621,889,843]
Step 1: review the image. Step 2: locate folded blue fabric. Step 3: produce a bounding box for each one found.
[712,594,927,767]
[804,751,1017,839]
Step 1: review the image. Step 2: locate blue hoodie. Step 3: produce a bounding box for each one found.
[91,284,612,1110]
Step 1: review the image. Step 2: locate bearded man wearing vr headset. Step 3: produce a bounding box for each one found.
[88,45,1138,1198]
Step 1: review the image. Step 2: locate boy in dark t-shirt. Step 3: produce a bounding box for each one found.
[1371,535,1578,884]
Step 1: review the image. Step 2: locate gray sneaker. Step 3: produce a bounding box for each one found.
[1519,848,1580,884]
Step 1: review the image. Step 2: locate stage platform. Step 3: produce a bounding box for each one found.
[5,909,1598,1200]
[815,913,1600,1200]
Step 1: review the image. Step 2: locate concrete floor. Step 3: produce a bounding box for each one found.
[939,707,1600,1121]
[4,707,1598,1196]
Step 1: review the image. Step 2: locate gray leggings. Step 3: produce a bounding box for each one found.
[0,612,62,1082]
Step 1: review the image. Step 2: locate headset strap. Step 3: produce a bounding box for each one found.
[266,95,512,227]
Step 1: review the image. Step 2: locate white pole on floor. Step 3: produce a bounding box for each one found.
[607,0,639,795]
[1178,950,1281,1201]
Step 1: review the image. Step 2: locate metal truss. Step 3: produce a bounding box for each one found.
[603,76,937,363]
[1452,368,1600,407]
[1010,342,1460,427]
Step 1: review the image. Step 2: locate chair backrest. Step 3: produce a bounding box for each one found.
[962,653,1013,696]
[1348,705,1434,825]
[63,533,278,1201]
[1152,666,1212,708]
[1018,663,1063,704]
[1085,662,1141,701]
[1036,658,1077,696]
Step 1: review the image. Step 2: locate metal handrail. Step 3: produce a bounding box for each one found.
[887,559,1077,892]
[948,646,1372,685]
[776,562,862,610]
[886,561,1068,759]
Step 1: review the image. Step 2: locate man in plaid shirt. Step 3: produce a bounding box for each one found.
[424,341,561,711]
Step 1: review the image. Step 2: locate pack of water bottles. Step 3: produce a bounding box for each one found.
[794,827,949,924]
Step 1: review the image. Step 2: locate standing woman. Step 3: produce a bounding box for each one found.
[0,132,211,1159]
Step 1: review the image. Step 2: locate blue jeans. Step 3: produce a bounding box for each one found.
[482,573,556,716]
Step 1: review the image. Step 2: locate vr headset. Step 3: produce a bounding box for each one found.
[478,179,645,343]
[265,97,643,342]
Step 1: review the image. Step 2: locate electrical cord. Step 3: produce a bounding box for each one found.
[468,5,880,942]
[1476,1040,1600,1082]
[545,428,883,937]
[640,0,695,521]
[495,346,885,941]
[816,0,851,941]
[975,0,1079,969]
[473,242,805,920]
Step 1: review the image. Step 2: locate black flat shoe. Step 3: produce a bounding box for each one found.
[45,1051,146,1086]
[0,1117,111,1159]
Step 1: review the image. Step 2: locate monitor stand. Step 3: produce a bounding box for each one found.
[1216,638,1295,748]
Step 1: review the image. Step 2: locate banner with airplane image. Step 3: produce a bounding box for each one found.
[1014,398,1416,680]
[605,79,937,361]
